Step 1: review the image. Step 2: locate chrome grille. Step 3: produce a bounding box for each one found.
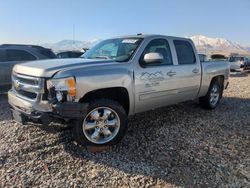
[12,72,44,101]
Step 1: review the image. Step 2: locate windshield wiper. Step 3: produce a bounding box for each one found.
[92,56,111,60]
[115,59,126,62]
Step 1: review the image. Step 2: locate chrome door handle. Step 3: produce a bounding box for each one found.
[167,71,176,77]
[192,68,199,74]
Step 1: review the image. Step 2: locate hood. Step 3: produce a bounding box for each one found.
[13,58,117,77]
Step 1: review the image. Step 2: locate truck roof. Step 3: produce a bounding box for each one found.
[111,34,191,41]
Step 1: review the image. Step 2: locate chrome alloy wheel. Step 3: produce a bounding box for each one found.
[210,84,220,106]
[82,107,120,144]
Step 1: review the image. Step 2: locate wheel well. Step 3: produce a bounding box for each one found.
[79,87,130,114]
[210,75,224,97]
[211,75,224,86]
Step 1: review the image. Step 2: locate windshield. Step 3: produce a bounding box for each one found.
[229,57,243,62]
[82,38,143,62]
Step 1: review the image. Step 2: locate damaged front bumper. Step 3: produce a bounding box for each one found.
[8,89,88,125]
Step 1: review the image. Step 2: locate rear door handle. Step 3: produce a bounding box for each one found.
[192,68,199,74]
[167,71,176,77]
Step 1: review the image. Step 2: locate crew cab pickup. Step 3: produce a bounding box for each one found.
[8,34,230,146]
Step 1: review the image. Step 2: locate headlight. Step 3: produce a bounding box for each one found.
[47,76,76,98]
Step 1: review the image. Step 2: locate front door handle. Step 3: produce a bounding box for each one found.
[192,68,200,74]
[167,71,176,77]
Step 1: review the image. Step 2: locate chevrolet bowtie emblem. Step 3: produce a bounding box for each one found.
[14,79,21,90]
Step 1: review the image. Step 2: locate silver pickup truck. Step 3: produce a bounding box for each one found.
[8,34,230,146]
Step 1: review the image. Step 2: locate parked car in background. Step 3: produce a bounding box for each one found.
[229,56,250,71]
[240,57,249,70]
[0,44,56,90]
[9,34,230,147]
[57,51,84,58]
[210,54,227,61]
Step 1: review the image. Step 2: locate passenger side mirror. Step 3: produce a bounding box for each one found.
[143,52,163,64]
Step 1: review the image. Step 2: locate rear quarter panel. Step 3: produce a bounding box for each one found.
[199,61,230,97]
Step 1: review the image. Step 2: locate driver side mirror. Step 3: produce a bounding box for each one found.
[143,52,164,64]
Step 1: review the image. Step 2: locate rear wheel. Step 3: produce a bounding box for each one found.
[199,79,222,109]
[72,99,128,146]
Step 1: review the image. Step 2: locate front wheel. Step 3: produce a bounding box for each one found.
[72,99,128,146]
[199,80,222,109]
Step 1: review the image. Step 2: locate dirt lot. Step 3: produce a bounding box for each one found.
[0,72,249,187]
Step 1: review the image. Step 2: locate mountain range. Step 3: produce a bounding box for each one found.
[190,35,249,55]
[42,39,102,52]
[42,35,250,55]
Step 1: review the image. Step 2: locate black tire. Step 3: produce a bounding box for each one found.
[199,79,222,110]
[72,99,128,146]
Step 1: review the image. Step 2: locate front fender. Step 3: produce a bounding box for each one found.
[53,65,135,114]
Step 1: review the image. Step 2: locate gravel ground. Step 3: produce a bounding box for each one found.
[0,72,250,187]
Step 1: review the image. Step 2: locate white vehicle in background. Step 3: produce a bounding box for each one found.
[229,56,249,71]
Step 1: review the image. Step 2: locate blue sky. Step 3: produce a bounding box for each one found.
[0,0,250,45]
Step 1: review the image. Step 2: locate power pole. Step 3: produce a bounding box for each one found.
[73,24,75,50]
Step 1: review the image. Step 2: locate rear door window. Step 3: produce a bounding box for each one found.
[6,49,36,61]
[174,40,196,65]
